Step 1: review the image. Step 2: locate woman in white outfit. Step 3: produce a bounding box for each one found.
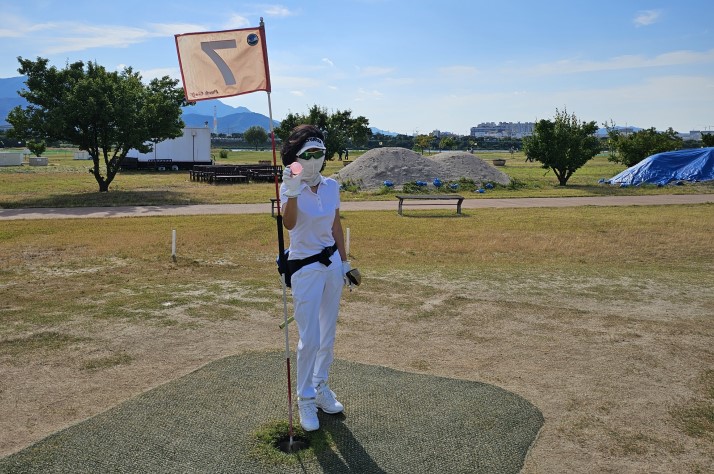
[280,124,351,431]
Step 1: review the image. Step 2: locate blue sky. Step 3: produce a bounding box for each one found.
[1,0,713,134]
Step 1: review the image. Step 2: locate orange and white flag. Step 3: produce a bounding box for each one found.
[175,26,271,102]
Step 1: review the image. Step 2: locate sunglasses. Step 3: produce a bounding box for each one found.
[298,149,325,160]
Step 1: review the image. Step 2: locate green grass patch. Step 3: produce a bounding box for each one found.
[671,370,714,441]
[250,420,334,466]
[0,331,90,356]
[81,352,134,371]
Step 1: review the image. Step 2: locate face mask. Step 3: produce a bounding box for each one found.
[297,157,324,186]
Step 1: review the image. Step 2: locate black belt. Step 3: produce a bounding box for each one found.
[288,244,338,274]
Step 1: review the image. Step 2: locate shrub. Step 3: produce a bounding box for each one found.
[27,140,46,157]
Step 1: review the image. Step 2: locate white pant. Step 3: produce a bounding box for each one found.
[290,251,343,399]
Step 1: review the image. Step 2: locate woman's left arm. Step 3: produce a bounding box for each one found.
[332,209,347,262]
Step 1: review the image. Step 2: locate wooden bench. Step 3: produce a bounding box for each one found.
[396,194,465,216]
[213,174,248,184]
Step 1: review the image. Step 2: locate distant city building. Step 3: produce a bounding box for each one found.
[432,129,457,138]
[685,130,714,141]
[470,121,535,138]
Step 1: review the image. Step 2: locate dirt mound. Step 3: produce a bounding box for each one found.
[431,151,510,185]
[332,147,510,189]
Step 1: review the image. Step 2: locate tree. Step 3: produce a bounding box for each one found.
[606,124,682,167]
[7,57,186,192]
[274,105,371,159]
[26,139,46,157]
[439,136,456,150]
[522,108,600,186]
[414,134,433,154]
[701,133,714,147]
[243,125,268,150]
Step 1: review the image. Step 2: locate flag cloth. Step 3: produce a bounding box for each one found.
[175,26,271,102]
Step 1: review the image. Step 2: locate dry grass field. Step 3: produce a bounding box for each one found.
[1,204,713,472]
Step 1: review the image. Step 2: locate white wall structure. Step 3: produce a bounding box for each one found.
[0,152,23,166]
[127,127,211,164]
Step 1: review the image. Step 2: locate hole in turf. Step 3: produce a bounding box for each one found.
[252,420,332,465]
[276,434,310,453]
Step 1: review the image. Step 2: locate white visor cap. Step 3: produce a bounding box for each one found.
[296,137,326,156]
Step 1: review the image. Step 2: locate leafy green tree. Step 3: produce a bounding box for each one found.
[26,139,46,157]
[439,136,456,150]
[275,105,371,159]
[522,108,600,186]
[414,134,433,154]
[7,57,186,192]
[243,125,268,150]
[701,133,714,147]
[606,124,682,167]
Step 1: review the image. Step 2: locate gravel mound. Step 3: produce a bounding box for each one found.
[332,147,510,189]
[432,151,511,185]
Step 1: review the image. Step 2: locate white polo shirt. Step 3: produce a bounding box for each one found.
[280,175,340,260]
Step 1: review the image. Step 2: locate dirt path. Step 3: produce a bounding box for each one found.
[1,194,712,220]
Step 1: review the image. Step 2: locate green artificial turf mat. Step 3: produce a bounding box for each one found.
[0,352,543,473]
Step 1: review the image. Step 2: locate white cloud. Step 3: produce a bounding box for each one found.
[139,67,181,81]
[357,66,395,77]
[383,77,416,86]
[150,23,207,35]
[634,10,661,27]
[290,90,305,96]
[354,88,383,102]
[40,24,152,54]
[223,14,251,29]
[518,49,714,76]
[13,19,208,56]
[438,65,480,77]
[263,5,295,17]
[273,75,322,89]
[322,58,334,67]
[0,28,15,38]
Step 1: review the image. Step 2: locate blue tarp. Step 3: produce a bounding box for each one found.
[607,147,714,186]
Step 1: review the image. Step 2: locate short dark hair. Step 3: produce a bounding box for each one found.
[280,124,325,166]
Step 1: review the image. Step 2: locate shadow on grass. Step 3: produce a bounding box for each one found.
[399,212,470,219]
[315,412,387,473]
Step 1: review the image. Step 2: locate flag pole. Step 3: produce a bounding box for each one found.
[263,17,294,449]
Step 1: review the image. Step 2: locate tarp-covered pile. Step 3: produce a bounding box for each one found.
[607,147,714,186]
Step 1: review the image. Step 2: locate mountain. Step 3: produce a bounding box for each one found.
[0,77,28,126]
[371,127,399,136]
[183,111,279,134]
[181,99,250,117]
[0,76,27,97]
[0,76,277,132]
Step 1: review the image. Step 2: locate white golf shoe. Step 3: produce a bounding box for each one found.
[298,398,319,431]
[315,381,344,414]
